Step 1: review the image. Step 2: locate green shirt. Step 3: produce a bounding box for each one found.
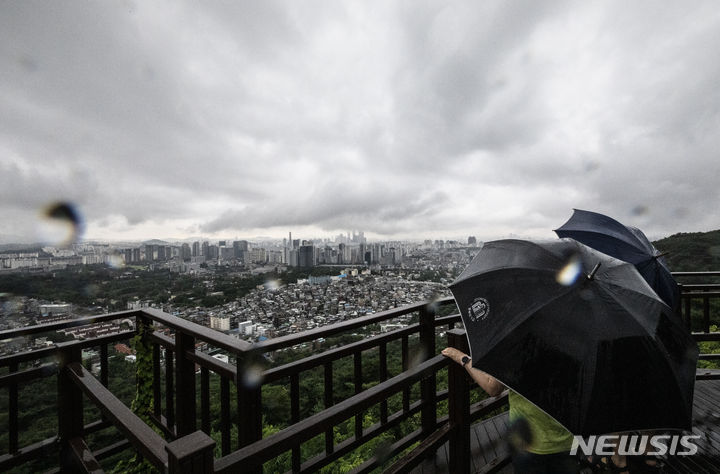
[508,390,574,455]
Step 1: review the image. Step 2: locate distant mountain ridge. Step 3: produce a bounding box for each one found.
[653,230,720,272]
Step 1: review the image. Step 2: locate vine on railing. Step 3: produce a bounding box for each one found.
[113,319,160,474]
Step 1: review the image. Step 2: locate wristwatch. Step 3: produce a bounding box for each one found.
[461,355,471,367]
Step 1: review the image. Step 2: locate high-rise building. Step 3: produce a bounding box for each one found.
[288,249,298,267]
[207,245,219,259]
[202,241,210,257]
[298,245,315,268]
[250,248,267,264]
[181,243,191,261]
[192,241,200,257]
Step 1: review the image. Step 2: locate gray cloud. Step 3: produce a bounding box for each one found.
[1,0,719,243]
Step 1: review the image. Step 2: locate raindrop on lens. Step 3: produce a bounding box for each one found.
[373,441,392,464]
[408,346,428,369]
[556,256,582,286]
[264,279,280,291]
[38,202,84,246]
[631,205,649,216]
[106,254,125,269]
[84,284,99,297]
[240,363,264,389]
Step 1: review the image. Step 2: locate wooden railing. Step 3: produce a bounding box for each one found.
[1,273,719,473]
[0,297,466,472]
[676,271,720,333]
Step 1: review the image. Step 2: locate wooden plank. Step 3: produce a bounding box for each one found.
[68,437,103,474]
[384,423,450,474]
[263,326,416,383]
[0,363,56,388]
[254,302,433,353]
[483,414,503,459]
[473,420,491,466]
[214,355,449,473]
[65,362,168,469]
[303,400,424,473]
[468,423,484,472]
[0,436,58,471]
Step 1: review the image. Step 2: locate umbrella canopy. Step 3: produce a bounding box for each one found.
[449,239,698,436]
[555,208,680,311]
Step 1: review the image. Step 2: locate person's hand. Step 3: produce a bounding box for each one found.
[441,347,468,366]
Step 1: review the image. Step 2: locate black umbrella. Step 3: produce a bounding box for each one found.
[449,239,698,436]
[555,209,680,312]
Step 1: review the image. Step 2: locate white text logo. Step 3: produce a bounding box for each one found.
[570,434,701,456]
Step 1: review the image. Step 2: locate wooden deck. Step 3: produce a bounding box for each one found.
[411,375,720,474]
[408,411,513,474]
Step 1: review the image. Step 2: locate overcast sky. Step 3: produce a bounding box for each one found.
[2,1,719,244]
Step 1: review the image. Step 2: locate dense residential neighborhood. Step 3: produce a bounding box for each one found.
[0,237,481,356]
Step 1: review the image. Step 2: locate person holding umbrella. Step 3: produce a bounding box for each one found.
[443,238,697,474]
[442,347,579,473]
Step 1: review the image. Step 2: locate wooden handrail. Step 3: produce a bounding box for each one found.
[65,362,169,469]
[674,271,720,277]
[214,354,450,473]
[263,324,417,383]
[254,298,454,352]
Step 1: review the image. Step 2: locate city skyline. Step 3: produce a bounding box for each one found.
[3,2,720,245]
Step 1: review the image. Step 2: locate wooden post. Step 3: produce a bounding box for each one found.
[236,353,263,474]
[175,331,196,436]
[419,304,437,435]
[57,342,83,473]
[166,430,215,474]
[9,362,18,454]
[447,329,471,474]
[235,355,262,447]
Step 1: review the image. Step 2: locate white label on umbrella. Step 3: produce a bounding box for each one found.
[468,297,489,322]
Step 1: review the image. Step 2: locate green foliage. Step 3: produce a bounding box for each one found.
[654,230,720,274]
[112,324,160,474]
[698,324,720,369]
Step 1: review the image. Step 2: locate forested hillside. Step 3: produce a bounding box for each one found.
[654,229,720,272]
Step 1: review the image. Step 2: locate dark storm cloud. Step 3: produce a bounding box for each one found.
[1,0,720,242]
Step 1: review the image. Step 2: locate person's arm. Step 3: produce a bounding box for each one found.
[441,347,505,397]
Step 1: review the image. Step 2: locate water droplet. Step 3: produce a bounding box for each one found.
[106,254,125,269]
[631,205,649,216]
[373,441,392,464]
[556,255,582,286]
[37,202,83,246]
[506,417,532,452]
[408,346,428,369]
[264,279,281,291]
[584,160,600,172]
[84,284,99,297]
[240,363,264,389]
[1,296,23,316]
